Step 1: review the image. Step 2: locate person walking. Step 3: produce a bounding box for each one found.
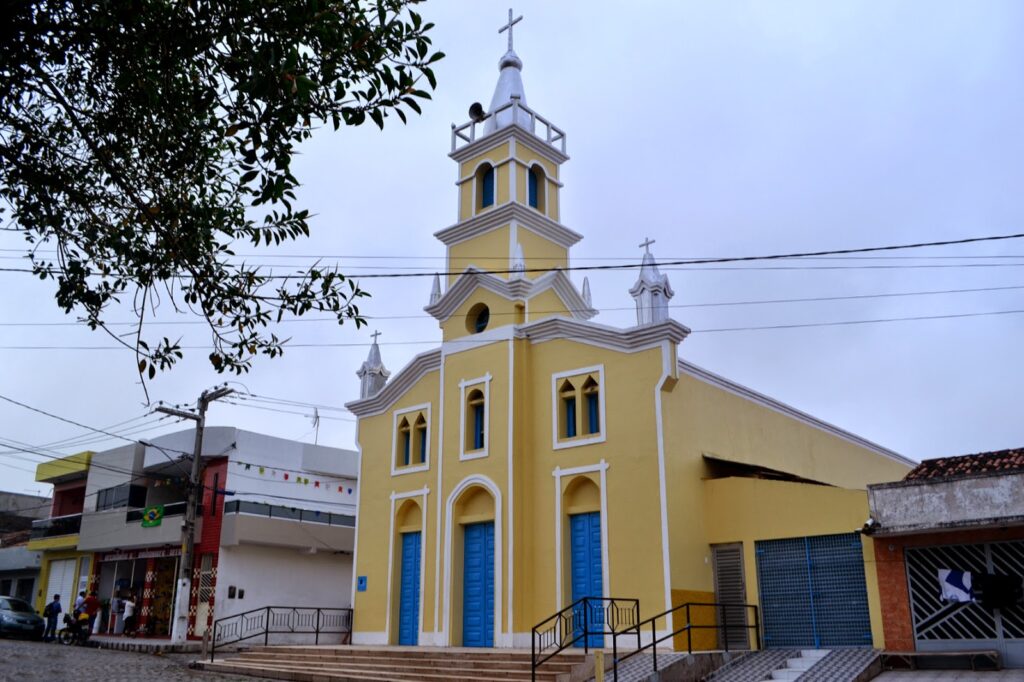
[42,594,61,642]
[81,591,101,634]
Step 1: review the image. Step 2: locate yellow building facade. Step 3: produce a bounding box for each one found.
[347,32,912,651]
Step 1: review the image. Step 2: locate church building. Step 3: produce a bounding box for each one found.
[345,13,913,652]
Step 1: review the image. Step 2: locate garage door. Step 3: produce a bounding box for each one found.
[45,558,77,606]
[906,540,1024,668]
[755,533,872,648]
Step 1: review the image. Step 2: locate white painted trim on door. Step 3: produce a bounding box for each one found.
[441,474,504,647]
[551,460,610,612]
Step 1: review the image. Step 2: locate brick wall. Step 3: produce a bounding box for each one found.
[873,525,1024,651]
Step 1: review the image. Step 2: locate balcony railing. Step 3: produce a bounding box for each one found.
[224,500,354,528]
[451,98,566,154]
[30,513,82,539]
[124,501,190,523]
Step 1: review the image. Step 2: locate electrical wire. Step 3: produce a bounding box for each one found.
[1,230,1023,279]
[2,283,1023,327]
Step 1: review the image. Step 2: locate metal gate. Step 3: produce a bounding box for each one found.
[905,539,1024,667]
[755,533,872,648]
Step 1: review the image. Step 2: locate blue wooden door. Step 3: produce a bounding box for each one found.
[398,531,421,645]
[462,521,495,647]
[570,512,604,648]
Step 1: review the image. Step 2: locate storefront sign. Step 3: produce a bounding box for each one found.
[99,547,181,562]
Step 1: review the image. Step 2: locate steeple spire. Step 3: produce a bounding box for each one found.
[629,238,674,325]
[429,273,442,305]
[356,331,390,399]
[484,8,531,134]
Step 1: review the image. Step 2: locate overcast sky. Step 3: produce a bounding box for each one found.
[3,0,1023,497]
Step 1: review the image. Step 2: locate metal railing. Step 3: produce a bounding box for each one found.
[451,98,567,154]
[209,606,353,662]
[125,501,190,522]
[29,513,82,539]
[611,602,761,681]
[222,500,355,528]
[531,597,639,682]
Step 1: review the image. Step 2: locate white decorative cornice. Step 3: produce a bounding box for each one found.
[677,359,915,467]
[434,202,582,249]
[518,317,690,350]
[424,267,597,323]
[346,349,442,417]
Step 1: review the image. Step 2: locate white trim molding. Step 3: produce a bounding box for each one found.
[459,373,492,461]
[441,474,505,646]
[384,487,430,644]
[434,201,581,250]
[551,364,607,450]
[390,403,432,477]
[552,461,610,614]
[347,350,441,417]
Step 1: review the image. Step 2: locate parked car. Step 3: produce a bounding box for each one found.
[0,596,44,640]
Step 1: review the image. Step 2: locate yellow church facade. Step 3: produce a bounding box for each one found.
[346,24,912,651]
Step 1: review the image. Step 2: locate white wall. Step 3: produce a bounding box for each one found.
[214,544,353,645]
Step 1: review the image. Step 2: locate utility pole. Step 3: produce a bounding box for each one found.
[155,385,233,644]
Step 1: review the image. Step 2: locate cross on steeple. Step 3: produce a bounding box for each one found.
[370,330,381,344]
[498,8,523,52]
[639,237,656,255]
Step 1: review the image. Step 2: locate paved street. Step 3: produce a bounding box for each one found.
[0,638,263,682]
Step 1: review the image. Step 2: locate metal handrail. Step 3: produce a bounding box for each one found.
[209,605,352,662]
[531,596,640,682]
[451,99,567,154]
[611,601,761,681]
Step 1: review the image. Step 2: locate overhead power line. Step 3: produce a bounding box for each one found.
[1,283,1022,327]
[0,231,1023,279]
[1,307,1023,351]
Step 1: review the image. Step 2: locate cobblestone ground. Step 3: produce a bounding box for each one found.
[0,638,263,682]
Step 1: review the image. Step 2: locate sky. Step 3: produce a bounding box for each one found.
[2,0,1024,497]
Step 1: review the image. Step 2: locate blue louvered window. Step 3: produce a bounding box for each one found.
[473,404,485,449]
[417,422,428,464]
[528,168,539,208]
[401,422,411,466]
[586,392,599,434]
[564,397,577,438]
[480,166,495,208]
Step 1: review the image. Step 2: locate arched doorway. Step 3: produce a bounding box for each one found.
[447,480,500,647]
[564,475,604,648]
[392,498,422,645]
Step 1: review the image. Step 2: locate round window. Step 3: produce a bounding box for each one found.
[467,303,490,334]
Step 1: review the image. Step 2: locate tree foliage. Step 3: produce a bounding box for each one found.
[0,0,442,389]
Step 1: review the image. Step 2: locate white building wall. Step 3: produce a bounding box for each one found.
[214,544,353,644]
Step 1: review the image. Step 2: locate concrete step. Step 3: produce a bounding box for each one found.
[799,648,830,659]
[231,653,576,672]
[206,659,557,682]
[785,656,816,670]
[218,658,559,680]
[770,669,803,681]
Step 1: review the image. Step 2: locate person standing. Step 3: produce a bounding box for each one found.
[121,594,137,637]
[81,591,101,633]
[74,591,85,613]
[42,594,61,642]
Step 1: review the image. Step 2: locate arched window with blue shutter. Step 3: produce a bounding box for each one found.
[583,376,600,435]
[528,165,545,211]
[478,164,495,209]
[466,389,486,451]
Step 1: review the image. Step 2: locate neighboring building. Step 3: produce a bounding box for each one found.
[868,448,1024,668]
[0,492,49,602]
[0,491,51,531]
[76,428,357,639]
[0,530,42,602]
[27,451,94,614]
[26,429,357,639]
[345,27,913,650]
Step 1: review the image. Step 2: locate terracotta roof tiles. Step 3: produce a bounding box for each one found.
[905,448,1024,481]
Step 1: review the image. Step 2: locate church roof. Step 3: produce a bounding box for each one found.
[483,49,532,134]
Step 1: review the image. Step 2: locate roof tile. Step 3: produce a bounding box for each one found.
[905,448,1024,481]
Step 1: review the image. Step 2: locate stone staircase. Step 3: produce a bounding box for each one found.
[196,644,588,682]
[767,649,830,680]
[705,648,880,682]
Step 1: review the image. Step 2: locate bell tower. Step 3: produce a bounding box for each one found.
[439,9,581,286]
